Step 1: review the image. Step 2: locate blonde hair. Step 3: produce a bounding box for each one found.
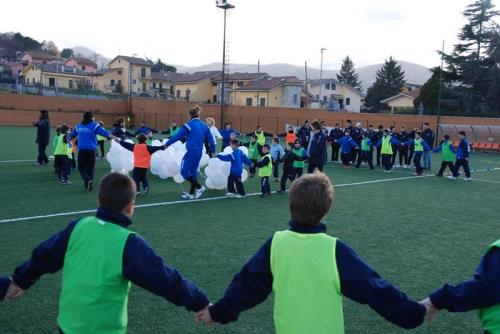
[205,117,215,127]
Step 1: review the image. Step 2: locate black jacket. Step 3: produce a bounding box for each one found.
[34,119,50,145]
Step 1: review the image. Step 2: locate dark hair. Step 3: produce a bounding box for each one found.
[304,120,309,124]
[459,131,466,136]
[189,106,202,118]
[39,109,49,120]
[383,129,389,134]
[311,120,321,130]
[256,125,262,129]
[273,136,279,143]
[60,124,69,134]
[368,124,373,128]
[346,119,352,123]
[335,123,340,126]
[251,134,258,139]
[137,134,148,143]
[140,120,146,125]
[444,134,450,140]
[424,122,430,126]
[82,111,94,125]
[225,122,232,126]
[263,144,270,150]
[98,173,136,212]
[289,172,334,226]
[230,138,239,146]
[55,126,61,135]
[415,131,422,136]
[344,129,351,134]
[390,126,395,130]
[378,125,384,130]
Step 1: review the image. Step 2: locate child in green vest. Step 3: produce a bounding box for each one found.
[292,139,306,178]
[254,144,273,197]
[355,131,375,170]
[433,134,456,177]
[54,125,72,185]
[195,172,428,332]
[421,239,500,333]
[241,135,262,177]
[0,173,210,333]
[52,126,61,176]
[96,121,106,159]
[401,131,431,176]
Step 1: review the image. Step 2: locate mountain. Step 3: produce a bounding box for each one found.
[175,61,431,91]
[71,46,110,68]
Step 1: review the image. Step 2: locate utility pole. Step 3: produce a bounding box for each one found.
[304,61,309,107]
[256,59,260,107]
[319,48,326,108]
[436,40,445,146]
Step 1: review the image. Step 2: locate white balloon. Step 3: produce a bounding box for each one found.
[151,140,162,147]
[222,146,233,155]
[211,172,226,188]
[162,138,168,145]
[208,158,221,170]
[204,166,217,179]
[205,178,216,189]
[238,146,249,156]
[167,160,180,175]
[122,158,134,172]
[159,164,171,179]
[124,139,134,144]
[200,154,210,167]
[220,161,231,176]
[241,169,248,182]
[118,168,127,175]
[173,174,185,184]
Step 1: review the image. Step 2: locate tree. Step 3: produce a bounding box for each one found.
[364,57,405,112]
[151,58,177,73]
[336,56,362,90]
[60,48,74,59]
[42,41,59,57]
[414,67,457,113]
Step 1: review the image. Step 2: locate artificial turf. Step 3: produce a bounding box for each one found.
[0,126,499,333]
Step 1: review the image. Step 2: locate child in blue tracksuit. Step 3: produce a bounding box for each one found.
[355,131,375,169]
[401,131,431,176]
[220,123,241,151]
[336,130,359,167]
[270,137,285,182]
[134,121,158,136]
[449,131,472,180]
[166,106,216,199]
[217,139,253,198]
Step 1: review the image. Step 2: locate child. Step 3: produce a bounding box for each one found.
[195,172,427,331]
[70,135,77,170]
[448,131,472,181]
[376,129,402,172]
[134,120,158,136]
[433,134,456,177]
[421,239,500,333]
[96,121,107,159]
[246,125,274,146]
[401,131,431,176]
[118,134,166,194]
[53,125,72,185]
[241,135,261,177]
[336,130,359,167]
[0,173,210,332]
[292,139,306,178]
[277,143,296,193]
[161,121,180,138]
[52,126,61,175]
[220,122,241,151]
[217,139,253,198]
[355,131,374,169]
[270,136,285,182]
[254,144,272,197]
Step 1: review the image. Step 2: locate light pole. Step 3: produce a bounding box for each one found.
[216,0,234,128]
[435,40,445,146]
[318,48,326,108]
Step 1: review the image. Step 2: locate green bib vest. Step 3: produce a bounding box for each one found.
[478,239,500,334]
[293,148,305,168]
[258,153,273,177]
[414,138,424,152]
[248,142,259,160]
[58,216,133,334]
[54,134,72,158]
[270,230,344,334]
[255,131,265,146]
[170,127,180,137]
[441,141,456,162]
[361,138,371,151]
[381,136,393,155]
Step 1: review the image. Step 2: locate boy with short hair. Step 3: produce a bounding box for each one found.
[401,131,431,176]
[449,131,472,181]
[0,173,210,333]
[329,123,343,162]
[355,131,374,170]
[254,144,273,197]
[54,125,73,185]
[336,130,359,167]
[270,136,285,182]
[241,134,261,177]
[277,142,300,193]
[292,139,306,178]
[376,129,402,172]
[195,172,427,332]
[433,134,456,177]
[161,121,180,138]
[217,139,253,198]
[118,134,166,194]
[96,121,107,158]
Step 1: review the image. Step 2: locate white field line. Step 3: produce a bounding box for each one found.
[0,167,498,224]
[473,178,500,185]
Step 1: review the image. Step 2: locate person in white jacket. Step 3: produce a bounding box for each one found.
[205,117,222,151]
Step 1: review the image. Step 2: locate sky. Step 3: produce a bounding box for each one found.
[1,0,498,69]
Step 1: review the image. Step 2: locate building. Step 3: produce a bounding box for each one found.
[64,57,98,74]
[9,51,62,78]
[22,63,91,90]
[231,76,304,108]
[172,71,220,102]
[147,71,174,98]
[307,79,364,112]
[380,83,421,113]
[211,72,269,103]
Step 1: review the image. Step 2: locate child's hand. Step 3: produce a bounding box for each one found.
[113,137,121,143]
[194,303,213,326]
[6,279,24,300]
[419,298,438,322]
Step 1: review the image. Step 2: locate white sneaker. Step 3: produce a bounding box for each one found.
[396,164,402,168]
[181,192,195,200]
[225,192,236,197]
[403,164,408,168]
[195,186,206,199]
[464,177,472,181]
[235,194,246,198]
[447,176,457,180]
[383,170,391,173]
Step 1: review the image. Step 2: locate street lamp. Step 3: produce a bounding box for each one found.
[318,48,327,108]
[216,0,235,128]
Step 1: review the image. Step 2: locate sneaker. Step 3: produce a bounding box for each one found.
[403,164,408,168]
[277,190,285,194]
[143,187,150,195]
[436,174,443,177]
[136,191,142,196]
[235,194,246,198]
[62,180,71,185]
[87,180,93,192]
[260,192,271,198]
[181,192,195,200]
[447,175,457,180]
[383,170,391,173]
[275,178,280,182]
[396,164,402,168]
[225,192,236,197]
[464,177,472,181]
[414,173,424,177]
[195,186,206,199]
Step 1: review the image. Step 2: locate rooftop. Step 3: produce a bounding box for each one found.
[173,71,220,83]
[110,55,153,66]
[235,76,303,91]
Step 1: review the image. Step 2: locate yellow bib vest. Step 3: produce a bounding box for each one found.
[255,131,265,146]
[54,134,72,158]
[478,239,500,334]
[258,154,273,177]
[381,136,393,155]
[414,138,424,152]
[270,230,344,334]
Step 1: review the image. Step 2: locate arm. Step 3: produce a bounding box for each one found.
[217,153,233,162]
[276,132,287,138]
[0,276,10,300]
[432,144,443,153]
[205,130,216,154]
[166,126,189,147]
[336,240,425,329]
[161,128,171,135]
[254,156,271,168]
[11,220,79,290]
[122,234,209,312]
[69,127,78,140]
[119,141,135,152]
[209,238,273,324]
[242,154,253,167]
[125,130,135,138]
[147,145,166,154]
[95,126,111,139]
[422,141,431,152]
[391,138,402,145]
[429,248,500,312]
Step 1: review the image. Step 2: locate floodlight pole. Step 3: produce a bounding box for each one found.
[319,48,326,108]
[217,1,235,128]
[436,40,444,146]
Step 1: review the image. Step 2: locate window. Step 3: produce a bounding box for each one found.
[346,98,351,105]
[159,83,163,90]
[246,97,253,106]
[331,83,336,90]
[186,89,191,101]
[69,80,73,89]
[237,82,243,87]
[293,94,298,104]
[325,83,330,90]
[110,79,115,86]
[213,95,217,103]
[212,81,218,86]
[323,96,327,102]
[118,70,122,75]
[49,78,55,87]
[82,65,86,71]
[132,79,136,84]
[260,97,266,107]
[142,82,146,92]
[32,78,35,84]
[117,80,121,86]
[141,68,146,78]
[152,82,156,88]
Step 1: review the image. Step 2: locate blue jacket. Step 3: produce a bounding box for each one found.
[34,118,50,145]
[208,221,425,329]
[402,139,431,152]
[337,135,359,154]
[307,131,327,164]
[217,148,253,176]
[220,128,240,146]
[2,208,209,311]
[270,143,285,161]
[422,129,435,148]
[455,138,471,159]
[134,126,158,136]
[70,121,110,151]
[430,248,500,313]
[166,118,215,153]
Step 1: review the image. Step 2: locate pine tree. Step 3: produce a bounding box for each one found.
[336,56,362,90]
[364,57,405,112]
[414,67,456,113]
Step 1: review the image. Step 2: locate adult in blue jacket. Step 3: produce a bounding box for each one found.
[134,121,159,136]
[69,111,112,191]
[33,109,50,165]
[449,131,472,180]
[166,106,215,199]
[307,120,327,173]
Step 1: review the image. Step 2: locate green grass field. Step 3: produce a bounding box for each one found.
[1,126,499,333]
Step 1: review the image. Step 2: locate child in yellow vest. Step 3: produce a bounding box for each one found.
[96,121,107,159]
[53,125,72,185]
[254,144,273,198]
[196,172,428,333]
